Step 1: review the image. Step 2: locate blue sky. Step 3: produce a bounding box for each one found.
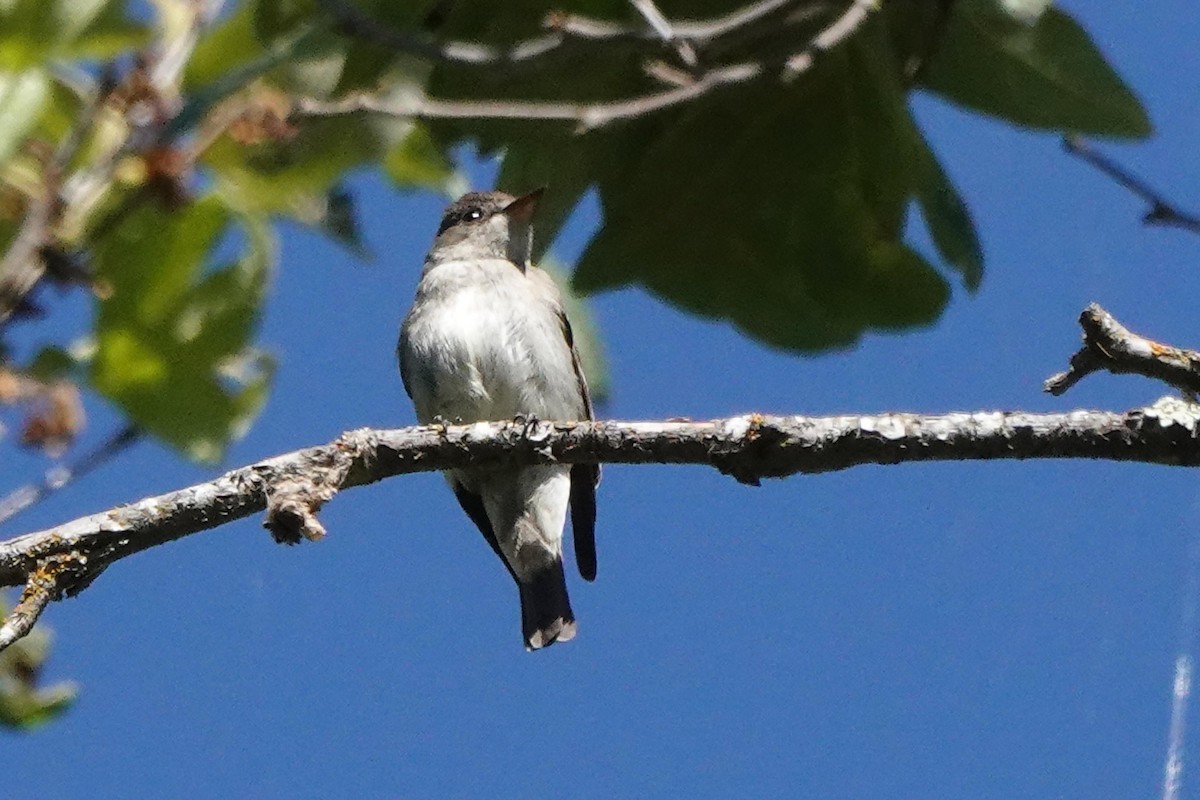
[6,2,1200,797]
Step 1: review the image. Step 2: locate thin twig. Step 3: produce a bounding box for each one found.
[784,0,878,77]
[295,61,763,133]
[1064,136,1200,235]
[1045,304,1200,396]
[299,0,874,132]
[0,62,120,324]
[320,0,801,69]
[0,425,142,529]
[627,0,698,67]
[552,0,797,43]
[0,558,67,650]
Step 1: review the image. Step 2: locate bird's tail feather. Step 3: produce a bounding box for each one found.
[519,558,576,650]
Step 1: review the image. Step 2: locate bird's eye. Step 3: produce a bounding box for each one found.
[435,204,487,236]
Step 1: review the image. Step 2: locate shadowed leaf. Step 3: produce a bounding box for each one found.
[920,0,1151,138]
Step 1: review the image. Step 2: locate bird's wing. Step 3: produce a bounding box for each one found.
[530,268,600,581]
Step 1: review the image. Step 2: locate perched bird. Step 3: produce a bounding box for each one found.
[397,189,599,650]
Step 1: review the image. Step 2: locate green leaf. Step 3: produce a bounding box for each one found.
[0,603,78,731]
[290,184,372,258]
[0,0,145,68]
[171,21,323,139]
[914,141,984,291]
[573,34,950,353]
[383,122,462,196]
[0,68,49,164]
[920,0,1151,138]
[90,197,274,462]
[27,345,82,382]
[498,129,592,263]
[205,109,409,216]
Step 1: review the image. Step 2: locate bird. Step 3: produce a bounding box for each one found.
[397,188,599,650]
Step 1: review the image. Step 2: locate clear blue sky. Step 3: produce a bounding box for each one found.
[6,2,1200,797]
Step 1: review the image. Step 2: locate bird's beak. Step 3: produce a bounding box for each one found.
[502,188,544,224]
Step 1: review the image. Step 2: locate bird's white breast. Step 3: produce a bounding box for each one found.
[400,258,581,424]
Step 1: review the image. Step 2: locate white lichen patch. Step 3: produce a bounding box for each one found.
[859,416,908,440]
[1143,396,1200,432]
[723,415,752,439]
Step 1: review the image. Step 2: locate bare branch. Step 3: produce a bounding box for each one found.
[1064,136,1200,235]
[295,62,764,133]
[0,300,1194,652]
[297,0,872,132]
[320,0,801,68]
[0,395,1198,653]
[626,0,698,68]
[785,0,878,77]
[0,554,84,650]
[1046,304,1200,396]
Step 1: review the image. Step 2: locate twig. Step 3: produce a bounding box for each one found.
[0,425,142,528]
[0,192,56,326]
[784,0,878,77]
[299,0,868,132]
[321,0,800,68]
[627,0,698,67]
[0,555,81,650]
[1045,304,1200,396]
[551,0,797,43]
[1063,136,1200,235]
[295,61,763,133]
[0,63,119,325]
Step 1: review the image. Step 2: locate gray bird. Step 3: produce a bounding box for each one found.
[397,189,599,650]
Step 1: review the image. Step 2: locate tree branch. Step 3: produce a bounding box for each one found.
[1063,136,1200,235]
[0,303,1196,653]
[319,0,801,68]
[297,0,878,133]
[1045,303,1200,396]
[296,61,765,133]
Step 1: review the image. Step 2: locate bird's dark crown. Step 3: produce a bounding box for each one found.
[435,191,515,237]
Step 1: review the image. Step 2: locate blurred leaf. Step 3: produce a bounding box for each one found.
[90,197,274,462]
[0,0,144,68]
[540,258,609,405]
[915,142,984,291]
[186,0,270,87]
[498,129,592,262]
[27,345,82,382]
[384,122,462,196]
[0,597,77,731]
[920,0,1151,138]
[205,100,411,216]
[290,184,371,258]
[171,22,323,138]
[0,68,49,164]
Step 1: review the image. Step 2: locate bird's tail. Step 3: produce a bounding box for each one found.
[519,557,576,650]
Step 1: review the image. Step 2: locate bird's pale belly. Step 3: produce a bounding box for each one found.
[409,291,575,424]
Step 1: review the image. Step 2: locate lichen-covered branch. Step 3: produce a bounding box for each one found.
[2,402,1200,650]
[0,302,1198,653]
[1046,303,1200,396]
